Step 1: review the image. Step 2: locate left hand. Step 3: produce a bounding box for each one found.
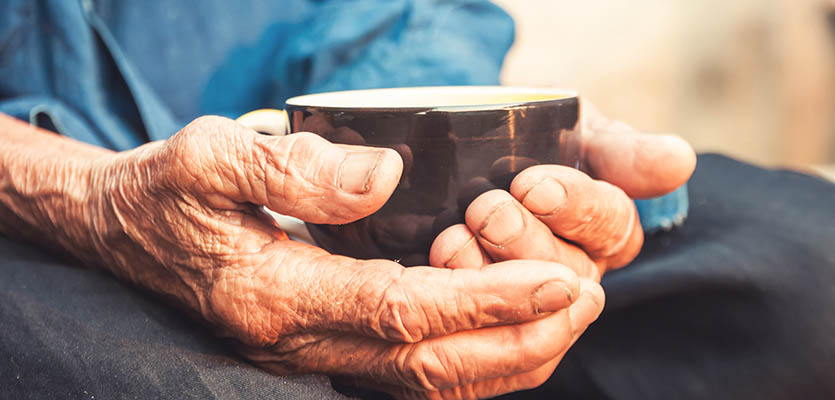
[429,100,697,280]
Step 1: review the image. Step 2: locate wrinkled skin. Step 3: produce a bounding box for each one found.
[4,100,694,399]
[430,101,696,279]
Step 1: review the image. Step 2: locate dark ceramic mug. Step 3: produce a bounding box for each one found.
[238,86,581,266]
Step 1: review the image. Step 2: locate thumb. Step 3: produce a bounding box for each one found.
[581,101,696,199]
[177,116,403,224]
[254,132,403,223]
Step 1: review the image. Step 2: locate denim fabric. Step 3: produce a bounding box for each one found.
[0,0,686,231]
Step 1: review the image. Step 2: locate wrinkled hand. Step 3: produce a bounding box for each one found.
[430,99,697,279]
[90,116,603,399]
[422,101,694,398]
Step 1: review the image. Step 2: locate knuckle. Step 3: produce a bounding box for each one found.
[281,132,323,181]
[183,115,246,152]
[172,115,267,200]
[165,116,240,183]
[398,346,459,391]
[280,131,328,162]
[556,197,597,237]
[191,114,232,131]
[589,181,635,257]
[176,115,236,150]
[374,276,428,343]
[265,132,331,204]
[558,179,634,257]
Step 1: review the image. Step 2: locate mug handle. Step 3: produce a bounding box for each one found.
[236,109,290,136]
[235,109,316,245]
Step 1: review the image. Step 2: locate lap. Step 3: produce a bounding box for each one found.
[0,237,346,399]
[2,154,833,399]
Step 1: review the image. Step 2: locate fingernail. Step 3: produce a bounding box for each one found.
[478,201,525,248]
[534,281,574,313]
[338,150,382,194]
[521,178,567,216]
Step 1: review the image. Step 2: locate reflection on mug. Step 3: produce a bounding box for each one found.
[488,155,540,189]
[404,112,458,209]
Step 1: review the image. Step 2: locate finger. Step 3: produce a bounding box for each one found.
[254,289,580,393]
[397,279,605,399]
[463,189,600,278]
[173,116,403,224]
[229,241,579,343]
[332,279,604,399]
[582,101,696,199]
[253,308,570,395]
[509,166,644,268]
[330,258,581,342]
[249,130,402,223]
[429,224,492,270]
[466,280,603,399]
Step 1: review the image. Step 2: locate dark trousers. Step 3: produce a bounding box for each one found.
[2,155,834,400]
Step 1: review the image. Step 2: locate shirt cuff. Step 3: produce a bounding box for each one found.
[634,185,689,233]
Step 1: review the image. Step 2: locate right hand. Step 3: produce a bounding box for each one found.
[86,116,603,399]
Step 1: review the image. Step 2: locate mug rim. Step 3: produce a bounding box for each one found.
[285,86,578,112]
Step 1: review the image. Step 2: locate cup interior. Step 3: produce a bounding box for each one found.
[285,86,577,110]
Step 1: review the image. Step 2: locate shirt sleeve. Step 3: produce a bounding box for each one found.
[271,1,690,232]
[270,0,515,101]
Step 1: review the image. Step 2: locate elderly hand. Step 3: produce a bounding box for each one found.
[0,101,691,399]
[417,101,694,398]
[430,99,697,280]
[73,116,603,399]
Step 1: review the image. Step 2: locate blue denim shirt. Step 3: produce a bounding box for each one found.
[0,0,686,231]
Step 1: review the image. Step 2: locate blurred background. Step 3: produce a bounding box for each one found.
[492,0,835,179]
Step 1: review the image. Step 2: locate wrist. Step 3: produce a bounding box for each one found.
[0,114,130,272]
[0,116,207,314]
[1,146,117,264]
